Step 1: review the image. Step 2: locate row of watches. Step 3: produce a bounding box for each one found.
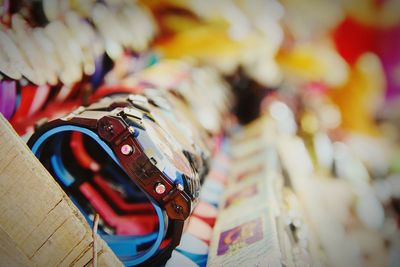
[27,65,232,265]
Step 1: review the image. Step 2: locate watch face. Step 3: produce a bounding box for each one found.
[149,104,196,154]
[140,115,193,178]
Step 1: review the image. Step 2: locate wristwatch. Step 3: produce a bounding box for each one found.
[90,90,210,180]
[28,94,205,266]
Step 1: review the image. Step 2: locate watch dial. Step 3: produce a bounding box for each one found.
[149,105,195,154]
[141,116,193,177]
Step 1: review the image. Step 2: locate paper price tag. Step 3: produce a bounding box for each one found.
[208,207,281,267]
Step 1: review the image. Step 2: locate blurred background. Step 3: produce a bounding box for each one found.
[1,0,400,266]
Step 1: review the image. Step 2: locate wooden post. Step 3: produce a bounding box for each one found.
[0,115,122,266]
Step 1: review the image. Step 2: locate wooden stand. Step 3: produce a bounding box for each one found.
[0,115,122,266]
